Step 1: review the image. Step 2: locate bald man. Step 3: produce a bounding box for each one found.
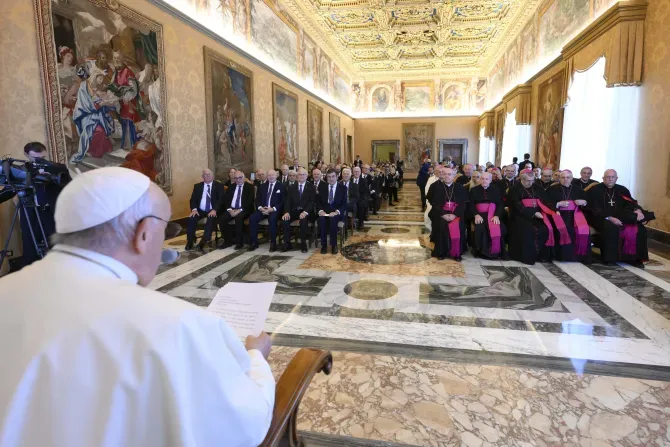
[186,169,225,251]
[588,169,654,267]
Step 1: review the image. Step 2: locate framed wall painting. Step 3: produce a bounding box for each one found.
[272,83,298,167]
[35,0,172,192]
[402,123,435,172]
[204,47,255,182]
[307,101,323,163]
[329,113,341,164]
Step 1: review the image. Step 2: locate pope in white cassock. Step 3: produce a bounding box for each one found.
[0,167,275,446]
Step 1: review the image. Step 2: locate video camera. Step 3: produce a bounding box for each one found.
[0,157,70,191]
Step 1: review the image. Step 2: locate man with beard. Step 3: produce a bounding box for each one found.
[589,169,654,267]
[468,172,506,259]
[571,166,598,191]
[549,170,592,263]
[507,169,569,265]
[429,167,467,261]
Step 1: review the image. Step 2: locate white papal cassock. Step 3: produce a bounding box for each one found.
[0,244,275,446]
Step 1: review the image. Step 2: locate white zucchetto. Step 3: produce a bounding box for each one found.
[55,167,151,233]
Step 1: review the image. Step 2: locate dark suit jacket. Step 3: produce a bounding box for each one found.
[224,182,255,212]
[317,183,347,216]
[256,181,286,211]
[340,180,360,205]
[352,177,370,200]
[368,176,381,195]
[190,181,225,211]
[312,180,328,198]
[284,182,316,215]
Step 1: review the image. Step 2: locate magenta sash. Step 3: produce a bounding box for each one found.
[475,203,501,255]
[521,199,556,247]
[442,202,461,257]
[562,201,590,255]
[620,224,638,255]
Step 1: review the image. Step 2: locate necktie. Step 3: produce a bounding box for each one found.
[354,178,358,184]
[235,185,242,209]
[205,184,211,212]
[329,185,334,205]
[299,183,303,198]
[267,183,274,207]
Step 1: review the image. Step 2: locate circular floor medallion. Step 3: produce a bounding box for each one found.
[380,227,411,234]
[342,239,431,265]
[344,280,399,300]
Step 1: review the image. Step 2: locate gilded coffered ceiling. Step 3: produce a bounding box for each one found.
[279,0,540,80]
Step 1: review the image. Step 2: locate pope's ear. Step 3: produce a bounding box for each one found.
[133,218,151,253]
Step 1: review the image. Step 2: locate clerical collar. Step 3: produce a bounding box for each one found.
[580,179,590,184]
[50,244,138,284]
[445,182,453,187]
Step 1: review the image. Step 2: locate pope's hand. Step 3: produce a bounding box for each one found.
[246,332,272,359]
[534,212,543,219]
[474,214,483,224]
[208,210,217,218]
[491,216,500,225]
[189,210,199,218]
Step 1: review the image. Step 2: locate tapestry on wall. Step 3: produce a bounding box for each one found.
[329,113,341,164]
[402,123,435,172]
[35,0,172,192]
[307,101,323,163]
[272,83,298,167]
[536,71,565,169]
[204,47,254,182]
[494,109,505,167]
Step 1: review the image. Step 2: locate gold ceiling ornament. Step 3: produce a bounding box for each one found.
[279,0,541,80]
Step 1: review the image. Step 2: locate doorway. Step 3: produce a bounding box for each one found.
[371,140,400,163]
[437,139,469,165]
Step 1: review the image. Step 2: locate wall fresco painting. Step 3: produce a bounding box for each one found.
[539,0,591,58]
[402,83,433,112]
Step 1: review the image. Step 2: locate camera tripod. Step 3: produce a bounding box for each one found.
[0,186,49,269]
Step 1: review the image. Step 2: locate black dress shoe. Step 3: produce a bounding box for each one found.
[331,246,338,255]
[438,256,446,261]
[234,244,244,250]
[301,244,308,253]
[373,211,378,215]
[280,244,293,252]
[196,243,205,252]
[629,261,645,269]
[454,256,463,262]
[269,243,277,253]
[320,246,328,254]
[185,243,194,251]
[248,244,258,251]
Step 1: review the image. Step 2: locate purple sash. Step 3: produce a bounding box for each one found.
[442,202,461,257]
[562,201,590,256]
[619,195,639,255]
[522,199,555,247]
[475,203,501,255]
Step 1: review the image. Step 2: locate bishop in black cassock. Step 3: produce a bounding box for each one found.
[589,169,654,267]
[548,170,592,263]
[429,169,467,261]
[468,173,506,259]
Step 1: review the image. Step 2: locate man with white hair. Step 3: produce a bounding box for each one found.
[588,169,654,267]
[186,168,225,251]
[280,164,289,184]
[219,170,254,250]
[456,163,473,185]
[281,168,316,253]
[548,170,592,263]
[468,172,506,259]
[507,169,568,265]
[352,166,369,229]
[0,168,275,445]
[429,167,467,261]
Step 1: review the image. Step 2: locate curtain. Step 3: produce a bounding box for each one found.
[560,57,640,192]
[479,127,496,165]
[500,110,532,167]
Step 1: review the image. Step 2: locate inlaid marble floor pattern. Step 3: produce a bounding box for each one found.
[155,183,670,447]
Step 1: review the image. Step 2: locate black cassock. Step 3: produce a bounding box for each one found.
[468,185,506,259]
[507,183,553,265]
[429,181,467,259]
[589,183,652,263]
[548,183,592,263]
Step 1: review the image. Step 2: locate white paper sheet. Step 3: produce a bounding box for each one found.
[207,282,277,338]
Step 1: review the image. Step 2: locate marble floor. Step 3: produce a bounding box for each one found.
[155,183,670,447]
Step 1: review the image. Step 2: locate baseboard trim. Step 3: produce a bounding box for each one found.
[647,226,670,245]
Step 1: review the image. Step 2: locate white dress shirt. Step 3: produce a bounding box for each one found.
[260,182,278,212]
[228,183,244,211]
[0,245,275,446]
[197,181,214,211]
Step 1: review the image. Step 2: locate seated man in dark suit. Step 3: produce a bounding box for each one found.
[218,170,254,250]
[249,169,285,252]
[186,168,225,250]
[317,169,347,254]
[281,168,316,253]
[311,168,328,198]
[339,167,359,226]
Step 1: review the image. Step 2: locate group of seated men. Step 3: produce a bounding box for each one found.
[426,160,654,267]
[185,162,384,254]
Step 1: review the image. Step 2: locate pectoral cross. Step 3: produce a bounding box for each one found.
[447,201,452,207]
[608,198,615,207]
[532,199,537,207]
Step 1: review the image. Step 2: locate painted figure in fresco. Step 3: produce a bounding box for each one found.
[225,107,237,156]
[443,85,463,111]
[121,120,159,181]
[284,116,293,159]
[109,51,142,149]
[71,67,117,163]
[238,109,252,159]
[373,88,389,112]
[57,46,82,149]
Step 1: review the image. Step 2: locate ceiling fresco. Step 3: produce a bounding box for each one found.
[280,0,541,81]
